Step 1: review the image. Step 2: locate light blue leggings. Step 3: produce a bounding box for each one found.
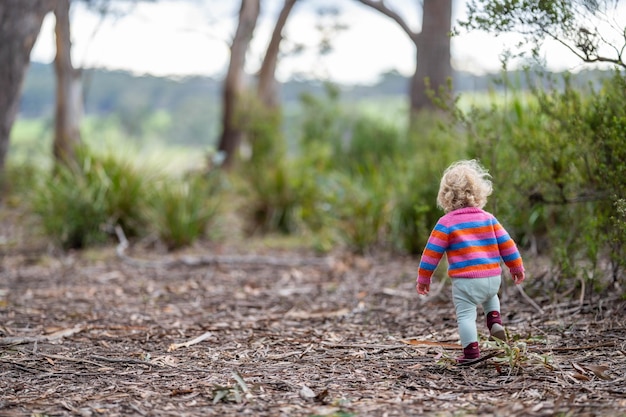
[451,275,502,348]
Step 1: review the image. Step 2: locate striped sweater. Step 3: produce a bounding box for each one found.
[417,207,524,284]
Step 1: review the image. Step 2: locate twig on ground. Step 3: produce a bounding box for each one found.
[516,284,544,314]
[0,326,83,346]
[168,331,213,352]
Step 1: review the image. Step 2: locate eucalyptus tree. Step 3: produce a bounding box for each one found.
[0,0,56,181]
[258,0,298,110]
[217,0,261,169]
[356,0,454,117]
[217,0,300,169]
[52,0,156,167]
[54,0,83,167]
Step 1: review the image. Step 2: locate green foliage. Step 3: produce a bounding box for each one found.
[1,160,43,207]
[31,155,112,249]
[241,158,304,235]
[457,0,625,68]
[337,116,404,174]
[86,151,151,238]
[30,148,152,249]
[389,112,466,254]
[13,61,626,297]
[330,170,392,253]
[448,70,626,293]
[147,171,222,250]
[28,146,222,251]
[236,92,302,235]
[299,83,351,149]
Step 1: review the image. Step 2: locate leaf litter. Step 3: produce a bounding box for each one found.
[1,237,626,416]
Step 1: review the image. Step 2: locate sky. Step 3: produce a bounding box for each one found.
[30,0,625,85]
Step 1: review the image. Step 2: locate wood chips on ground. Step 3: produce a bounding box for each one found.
[1,238,626,417]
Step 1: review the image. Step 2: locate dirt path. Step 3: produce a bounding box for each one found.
[1,240,626,416]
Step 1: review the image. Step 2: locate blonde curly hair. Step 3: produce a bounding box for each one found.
[437,160,493,213]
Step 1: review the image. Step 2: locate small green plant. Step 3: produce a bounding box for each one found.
[212,371,251,404]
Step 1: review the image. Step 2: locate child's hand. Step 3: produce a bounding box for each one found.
[512,271,525,285]
[416,282,430,295]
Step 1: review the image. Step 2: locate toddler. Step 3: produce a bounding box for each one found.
[416,160,525,363]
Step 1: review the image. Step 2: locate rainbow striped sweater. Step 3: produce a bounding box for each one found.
[417,207,524,284]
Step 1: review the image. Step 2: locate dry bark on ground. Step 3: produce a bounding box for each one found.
[1,238,626,416]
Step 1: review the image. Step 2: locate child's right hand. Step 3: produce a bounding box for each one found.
[512,271,525,285]
[416,282,430,295]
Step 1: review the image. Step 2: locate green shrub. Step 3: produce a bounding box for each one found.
[146,172,222,250]
[451,71,626,295]
[31,148,154,249]
[31,157,111,249]
[387,111,467,254]
[87,151,151,238]
[329,169,392,254]
[338,116,404,174]
[299,83,350,151]
[241,159,302,235]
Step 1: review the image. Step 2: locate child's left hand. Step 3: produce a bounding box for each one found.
[416,282,430,295]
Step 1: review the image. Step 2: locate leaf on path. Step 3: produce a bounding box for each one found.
[299,385,330,403]
[583,364,612,380]
[167,331,212,352]
[232,371,249,394]
[570,372,591,381]
[571,362,612,380]
[151,355,179,367]
[299,385,316,400]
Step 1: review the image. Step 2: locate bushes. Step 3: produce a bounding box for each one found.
[455,71,626,294]
[147,171,222,250]
[29,148,222,250]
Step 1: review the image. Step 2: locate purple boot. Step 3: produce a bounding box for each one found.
[456,341,480,363]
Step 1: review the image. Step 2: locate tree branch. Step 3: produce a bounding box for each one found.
[355,0,419,43]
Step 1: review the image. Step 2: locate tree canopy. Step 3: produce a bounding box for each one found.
[458,0,626,68]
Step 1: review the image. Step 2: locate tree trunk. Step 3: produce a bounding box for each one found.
[412,0,452,113]
[0,0,55,179]
[54,0,83,167]
[217,0,260,169]
[356,0,453,119]
[257,0,297,109]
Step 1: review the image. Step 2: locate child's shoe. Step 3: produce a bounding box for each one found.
[487,311,507,341]
[489,323,506,341]
[456,341,480,363]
